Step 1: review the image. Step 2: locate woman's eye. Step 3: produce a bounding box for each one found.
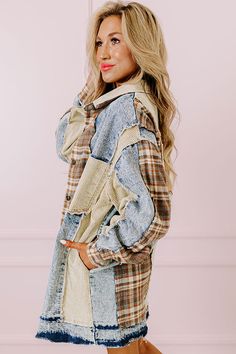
[111,37,120,44]
[95,37,120,47]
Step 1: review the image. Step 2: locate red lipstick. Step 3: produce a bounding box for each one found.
[101,64,114,71]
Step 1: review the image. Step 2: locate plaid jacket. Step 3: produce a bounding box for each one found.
[58,77,172,325]
[35,76,172,347]
[62,81,171,255]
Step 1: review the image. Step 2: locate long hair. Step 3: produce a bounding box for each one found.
[83,0,179,194]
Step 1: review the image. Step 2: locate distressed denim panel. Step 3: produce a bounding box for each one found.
[89,267,118,326]
[95,143,155,252]
[55,111,70,163]
[40,212,84,318]
[139,127,157,145]
[90,93,138,162]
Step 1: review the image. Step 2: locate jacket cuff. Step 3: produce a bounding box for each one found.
[87,238,153,267]
[86,239,114,268]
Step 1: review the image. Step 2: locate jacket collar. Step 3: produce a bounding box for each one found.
[84,79,150,111]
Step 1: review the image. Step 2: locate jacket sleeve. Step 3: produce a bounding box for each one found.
[55,73,92,163]
[86,137,172,267]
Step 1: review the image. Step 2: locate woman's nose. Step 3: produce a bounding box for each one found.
[100,42,111,59]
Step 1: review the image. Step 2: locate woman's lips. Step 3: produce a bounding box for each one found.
[101,65,114,71]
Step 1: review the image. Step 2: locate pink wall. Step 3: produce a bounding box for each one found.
[0,1,235,353]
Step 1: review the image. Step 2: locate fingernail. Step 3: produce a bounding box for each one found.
[60,240,66,245]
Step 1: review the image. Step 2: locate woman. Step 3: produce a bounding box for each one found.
[35,1,177,353]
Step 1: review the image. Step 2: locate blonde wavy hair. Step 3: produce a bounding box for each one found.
[83,0,179,194]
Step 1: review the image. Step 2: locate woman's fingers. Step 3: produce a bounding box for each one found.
[60,239,83,250]
[59,240,97,270]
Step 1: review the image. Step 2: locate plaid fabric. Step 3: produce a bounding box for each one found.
[113,256,152,327]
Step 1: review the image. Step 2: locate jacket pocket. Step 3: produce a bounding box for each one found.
[68,155,110,213]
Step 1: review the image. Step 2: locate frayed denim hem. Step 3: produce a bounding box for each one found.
[35,325,148,348]
[35,312,149,348]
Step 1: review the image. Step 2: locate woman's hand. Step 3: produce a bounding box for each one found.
[60,239,98,270]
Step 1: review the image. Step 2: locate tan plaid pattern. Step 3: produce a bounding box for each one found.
[113,256,152,327]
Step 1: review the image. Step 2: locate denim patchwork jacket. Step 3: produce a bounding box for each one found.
[35,78,172,348]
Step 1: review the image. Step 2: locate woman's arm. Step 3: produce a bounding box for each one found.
[86,136,172,267]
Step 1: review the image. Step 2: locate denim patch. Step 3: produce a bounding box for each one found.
[95,143,155,252]
[139,127,157,145]
[39,212,84,319]
[89,266,118,326]
[90,93,138,162]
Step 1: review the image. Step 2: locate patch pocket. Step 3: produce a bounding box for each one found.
[68,155,110,213]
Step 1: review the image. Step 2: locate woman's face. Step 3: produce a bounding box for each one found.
[95,15,138,87]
